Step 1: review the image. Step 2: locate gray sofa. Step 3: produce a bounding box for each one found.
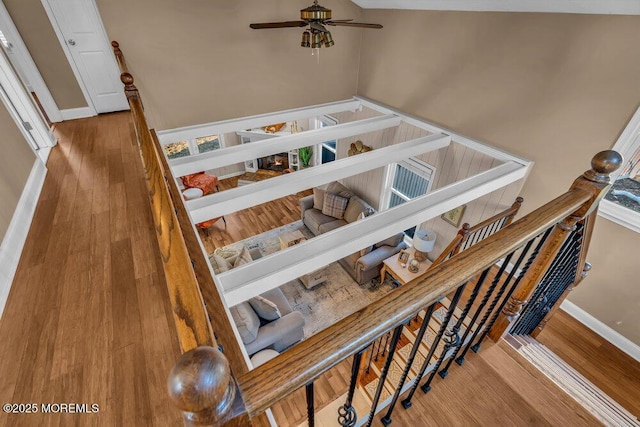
[300,181,408,284]
[209,246,305,356]
[230,288,305,356]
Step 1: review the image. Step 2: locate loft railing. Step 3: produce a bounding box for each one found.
[112,41,622,426]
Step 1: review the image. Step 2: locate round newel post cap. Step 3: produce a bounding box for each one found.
[584,150,623,183]
[167,346,236,425]
[120,73,134,86]
[111,40,119,48]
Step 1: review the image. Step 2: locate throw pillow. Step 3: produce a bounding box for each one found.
[248,295,282,321]
[322,193,349,219]
[313,187,326,211]
[210,253,232,274]
[229,302,260,344]
[374,233,404,249]
[233,245,253,268]
[326,181,355,200]
[344,196,369,223]
[357,212,374,256]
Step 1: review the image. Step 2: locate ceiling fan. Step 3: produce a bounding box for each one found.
[249,1,383,49]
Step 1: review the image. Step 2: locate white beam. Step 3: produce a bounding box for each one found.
[169,114,402,177]
[187,134,451,222]
[156,99,362,144]
[220,161,528,306]
[350,0,640,15]
[356,96,531,167]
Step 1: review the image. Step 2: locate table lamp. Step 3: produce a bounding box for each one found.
[413,229,436,262]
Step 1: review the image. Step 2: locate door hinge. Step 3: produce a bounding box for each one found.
[22,121,33,131]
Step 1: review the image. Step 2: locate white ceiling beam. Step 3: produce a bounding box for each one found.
[356,96,532,167]
[156,99,362,144]
[220,161,528,306]
[351,0,640,15]
[187,133,451,222]
[169,114,402,176]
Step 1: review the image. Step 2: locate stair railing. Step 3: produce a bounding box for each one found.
[112,41,622,426]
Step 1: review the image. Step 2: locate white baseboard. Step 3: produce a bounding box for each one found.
[217,170,245,180]
[560,300,640,363]
[0,159,47,321]
[60,106,95,121]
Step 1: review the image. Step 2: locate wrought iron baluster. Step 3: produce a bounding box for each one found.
[306,382,315,427]
[453,252,514,366]
[338,349,365,427]
[472,227,553,352]
[437,268,491,379]
[365,324,404,427]
[381,303,437,426]
[401,283,467,408]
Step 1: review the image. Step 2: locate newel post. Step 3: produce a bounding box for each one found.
[168,346,244,426]
[488,150,622,342]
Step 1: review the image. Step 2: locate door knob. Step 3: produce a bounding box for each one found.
[67,39,76,46]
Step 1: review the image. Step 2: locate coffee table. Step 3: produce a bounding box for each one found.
[380,247,432,286]
[279,230,307,249]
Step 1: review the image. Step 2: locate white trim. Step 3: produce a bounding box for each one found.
[598,200,640,233]
[157,99,362,144]
[40,0,97,115]
[0,1,62,122]
[60,106,95,121]
[216,171,244,181]
[221,161,527,305]
[169,115,402,177]
[187,134,451,222]
[0,159,47,320]
[560,300,640,363]
[351,0,640,15]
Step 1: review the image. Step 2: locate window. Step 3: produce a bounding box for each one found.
[163,141,189,159]
[383,158,435,237]
[163,134,224,159]
[599,106,640,233]
[314,115,338,165]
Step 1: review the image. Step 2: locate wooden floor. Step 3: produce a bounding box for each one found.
[538,310,640,417]
[0,112,634,426]
[0,113,181,426]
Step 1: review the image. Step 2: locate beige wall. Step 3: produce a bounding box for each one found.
[357,10,640,344]
[0,98,36,241]
[95,0,363,130]
[3,0,86,110]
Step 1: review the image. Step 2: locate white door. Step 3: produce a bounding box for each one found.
[42,0,128,114]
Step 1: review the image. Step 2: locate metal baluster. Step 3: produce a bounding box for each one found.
[471,227,553,352]
[401,284,467,408]
[381,303,437,426]
[452,253,514,366]
[437,268,491,379]
[338,349,365,427]
[512,226,581,335]
[306,382,315,427]
[365,325,404,427]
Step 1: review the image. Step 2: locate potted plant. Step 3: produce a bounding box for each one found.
[299,146,313,168]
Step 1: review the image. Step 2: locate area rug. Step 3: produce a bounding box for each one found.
[213,221,397,339]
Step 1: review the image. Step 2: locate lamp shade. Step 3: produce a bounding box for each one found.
[414,229,436,253]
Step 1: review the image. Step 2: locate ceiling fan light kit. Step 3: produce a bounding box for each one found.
[250,0,381,50]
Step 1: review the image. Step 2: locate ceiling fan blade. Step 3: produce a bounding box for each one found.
[250,21,307,29]
[309,22,328,32]
[326,22,383,29]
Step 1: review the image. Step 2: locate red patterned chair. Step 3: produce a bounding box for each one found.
[180,172,226,234]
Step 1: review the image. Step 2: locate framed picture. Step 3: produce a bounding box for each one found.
[441,205,466,227]
[397,249,410,264]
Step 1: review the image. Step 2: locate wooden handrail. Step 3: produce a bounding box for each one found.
[236,189,590,416]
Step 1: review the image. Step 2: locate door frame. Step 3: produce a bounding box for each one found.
[0,1,63,123]
[40,0,116,119]
[0,47,56,162]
